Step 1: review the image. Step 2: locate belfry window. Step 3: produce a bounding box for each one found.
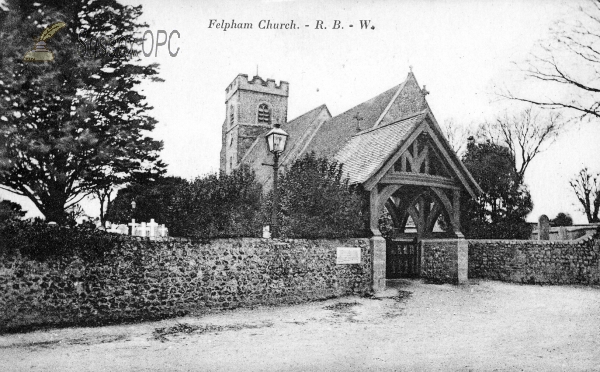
[229,106,234,126]
[258,103,271,124]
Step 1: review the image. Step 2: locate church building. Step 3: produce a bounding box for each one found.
[219,70,481,287]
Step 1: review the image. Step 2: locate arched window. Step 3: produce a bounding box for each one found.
[257,103,271,124]
[229,105,234,126]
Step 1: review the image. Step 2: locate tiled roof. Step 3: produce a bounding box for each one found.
[302,83,404,159]
[240,104,330,187]
[279,104,330,166]
[335,112,427,184]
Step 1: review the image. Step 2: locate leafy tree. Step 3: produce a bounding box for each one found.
[0,199,25,223]
[461,139,533,239]
[0,0,165,224]
[504,0,600,119]
[105,176,188,226]
[569,167,599,223]
[171,166,263,239]
[550,212,574,227]
[271,153,368,239]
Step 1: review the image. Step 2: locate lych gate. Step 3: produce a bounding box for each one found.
[365,123,479,234]
[336,109,481,288]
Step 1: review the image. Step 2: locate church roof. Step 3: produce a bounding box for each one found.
[240,104,331,187]
[335,111,427,184]
[301,83,404,159]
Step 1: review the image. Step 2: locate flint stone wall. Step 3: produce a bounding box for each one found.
[421,239,468,284]
[0,238,371,332]
[468,237,600,284]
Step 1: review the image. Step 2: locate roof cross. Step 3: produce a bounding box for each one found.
[421,85,429,96]
[353,112,364,132]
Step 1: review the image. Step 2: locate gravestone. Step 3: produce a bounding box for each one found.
[262,225,271,239]
[128,219,138,236]
[558,226,568,240]
[148,219,158,238]
[158,224,168,237]
[538,215,550,241]
[116,225,129,235]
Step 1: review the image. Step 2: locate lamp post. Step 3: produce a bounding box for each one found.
[264,122,289,238]
[131,199,136,220]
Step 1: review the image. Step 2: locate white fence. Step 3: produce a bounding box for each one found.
[105,218,169,240]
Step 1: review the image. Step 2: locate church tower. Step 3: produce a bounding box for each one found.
[220,74,289,174]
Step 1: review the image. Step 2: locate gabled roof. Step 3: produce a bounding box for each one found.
[278,104,332,166]
[240,104,331,187]
[335,111,427,184]
[301,83,404,159]
[335,109,482,197]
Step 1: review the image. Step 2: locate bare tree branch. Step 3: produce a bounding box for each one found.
[569,167,600,222]
[502,0,600,119]
[479,107,565,182]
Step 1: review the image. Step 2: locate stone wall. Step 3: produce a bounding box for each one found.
[421,239,468,284]
[0,238,371,332]
[530,223,599,241]
[468,237,600,284]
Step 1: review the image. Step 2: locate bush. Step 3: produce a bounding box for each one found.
[105,168,264,239]
[170,166,264,239]
[0,219,126,262]
[269,153,369,239]
[551,212,573,227]
[105,176,188,226]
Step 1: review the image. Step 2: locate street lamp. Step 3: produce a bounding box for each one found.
[264,122,289,238]
[131,199,136,220]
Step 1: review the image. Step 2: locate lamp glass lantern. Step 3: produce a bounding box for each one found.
[264,124,289,154]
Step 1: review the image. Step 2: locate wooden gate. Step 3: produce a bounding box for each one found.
[386,237,421,278]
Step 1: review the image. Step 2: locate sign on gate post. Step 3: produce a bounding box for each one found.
[336,247,361,265]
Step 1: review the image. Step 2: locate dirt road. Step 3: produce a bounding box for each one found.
[2,280,599,371]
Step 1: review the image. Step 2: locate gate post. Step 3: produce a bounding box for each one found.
[370,236,386,292]
[457,238,468,284]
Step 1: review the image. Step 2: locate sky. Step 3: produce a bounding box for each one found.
[3,0,600,224]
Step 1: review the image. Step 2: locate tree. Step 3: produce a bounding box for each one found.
[569,167,600,222]
[441,118,471,156]
[477,107,564,182]
[272,153,368,239]
[551,212,574,227]
[461,139,533,239]
[504,0,600,119]
[171,166,263,239]
[0,199,25,223]
[105,176,188,226]
[107,168,264,239]
[0,0,165,224]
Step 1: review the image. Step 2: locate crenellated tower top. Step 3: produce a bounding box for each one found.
[225,74,289,101]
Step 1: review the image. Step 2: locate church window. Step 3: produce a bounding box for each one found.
[229,105,234,126]
[230,135,234,146]
[258,103,271,124]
